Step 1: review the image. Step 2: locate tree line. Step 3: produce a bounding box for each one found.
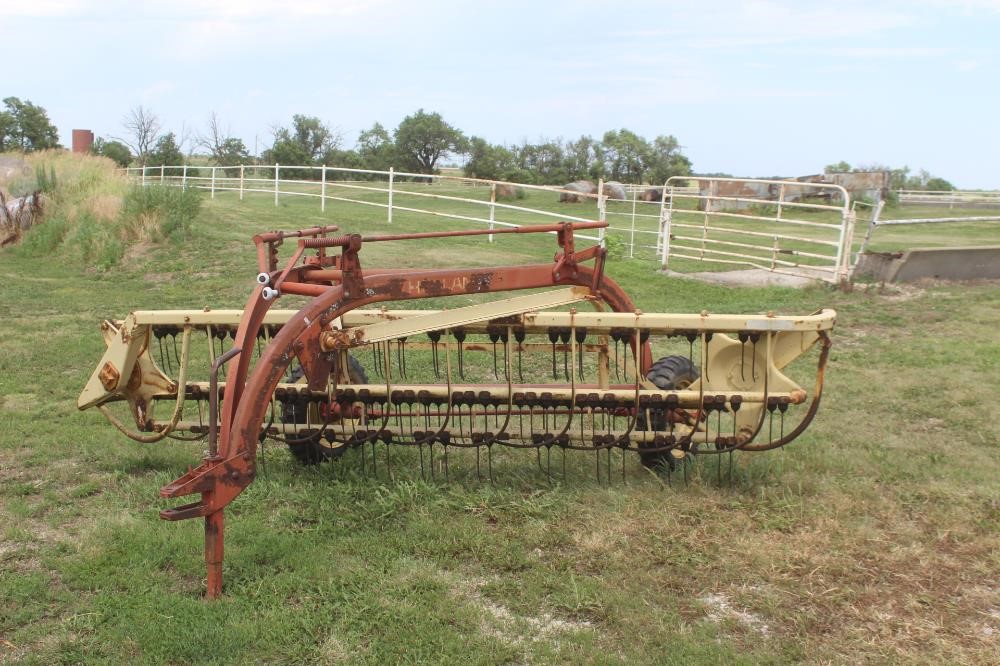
[1,96,960,190]
[99,106,692,185]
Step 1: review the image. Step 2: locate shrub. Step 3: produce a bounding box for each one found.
[120,184,202,240]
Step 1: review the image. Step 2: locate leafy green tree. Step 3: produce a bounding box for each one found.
[148,133,184,169]
[924,176,954,191]
[262,115,341,178]
[464,137,516,181]
[321,147,364,178]
[1,97,60,151]
[200,112,249,168]
[285,114,339,162]
[394,109,468,174]
[601,129,649,183]
[562,136,601,182]
[91,137,132,167]
[0,108,16,151]
[356,123,396,172]
[824,161,852,173]
[644,135,692,184]
[516,140,568,184]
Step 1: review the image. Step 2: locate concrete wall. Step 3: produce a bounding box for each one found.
[854,246,1000,282]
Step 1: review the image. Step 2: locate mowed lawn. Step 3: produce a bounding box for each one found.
[1,188,998,664]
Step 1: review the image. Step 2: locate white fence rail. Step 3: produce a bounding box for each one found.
[897,189,1000,207]
[123,165,859,284]
[127,164,604,245]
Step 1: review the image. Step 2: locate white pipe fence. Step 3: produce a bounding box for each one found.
[126,163,605,243]
[897,189,1000,207]
[123,165,867,284]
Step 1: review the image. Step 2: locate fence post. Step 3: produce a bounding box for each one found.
[659,184,673,270]
[628,187,637,258]
[142,165,147,186]
[239,165,245,201]
[596,178,606,247]
[387,167,394,223]
[857,198,885,257]
[160,164,165,184]
[211,167,216,199]
[182,164,188,190]
[274,164,279,207]
[488,183,496,243]
[321,165,326,213]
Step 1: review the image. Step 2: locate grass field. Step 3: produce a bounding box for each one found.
[1,166,999,664]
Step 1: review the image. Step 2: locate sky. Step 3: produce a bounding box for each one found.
[2,0,998,188]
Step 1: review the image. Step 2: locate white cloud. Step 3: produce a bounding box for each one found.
[0,0,85,17]
[956,59,983,71]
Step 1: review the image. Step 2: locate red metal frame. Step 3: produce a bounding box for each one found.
[158,221,650,598]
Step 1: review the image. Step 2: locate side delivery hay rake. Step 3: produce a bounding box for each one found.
[78,222,835,597]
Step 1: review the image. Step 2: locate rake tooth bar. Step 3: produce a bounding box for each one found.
[78,221,835,598]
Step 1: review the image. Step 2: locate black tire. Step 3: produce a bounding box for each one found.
[638,355,699,469]
[281,355,367,465]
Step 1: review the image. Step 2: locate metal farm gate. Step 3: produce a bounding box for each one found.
[657,177,857,284]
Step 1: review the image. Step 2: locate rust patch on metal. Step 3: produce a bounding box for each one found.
[99,362,120,391]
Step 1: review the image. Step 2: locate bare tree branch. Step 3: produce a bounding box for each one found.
[113,106,161,167]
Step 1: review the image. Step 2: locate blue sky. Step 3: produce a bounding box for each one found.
[3,0,998,187]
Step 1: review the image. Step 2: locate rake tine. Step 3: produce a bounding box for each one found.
[488,327,501,381]
[158,335,172,374]
[546,446,552,486]
[703,332,713,383]
[172,330,181,368]
[514,327,526,382]
[575,327,587,381]
[614,339,621,381]
[548,328,559,379]
[397,338,407,379]
[453,329,467,381]
[428,331,441,379]
[560,329,571,381]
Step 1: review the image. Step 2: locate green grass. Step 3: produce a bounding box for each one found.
[1,182,998,664]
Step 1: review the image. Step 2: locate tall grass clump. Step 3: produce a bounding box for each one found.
[120,184,202,240]
[0,151,201,269]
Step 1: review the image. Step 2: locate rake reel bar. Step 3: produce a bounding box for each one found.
[78,221,835,598]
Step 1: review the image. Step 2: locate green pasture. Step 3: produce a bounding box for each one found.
[1,167,998,664]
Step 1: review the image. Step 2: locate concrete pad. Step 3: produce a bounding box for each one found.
[661,268,823,288]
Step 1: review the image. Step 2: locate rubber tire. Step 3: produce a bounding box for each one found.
[282,355,367,465]
[638,355,700,470]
